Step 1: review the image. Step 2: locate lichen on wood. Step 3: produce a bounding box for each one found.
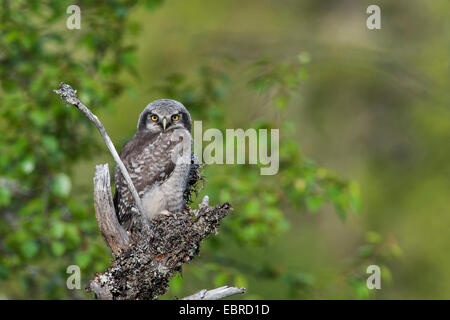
[87,183,232,299]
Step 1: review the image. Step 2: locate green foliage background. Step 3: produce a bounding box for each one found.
[0,0,448,299]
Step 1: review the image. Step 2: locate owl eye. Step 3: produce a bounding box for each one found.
[150,114,159,122]
[171,114,179,121]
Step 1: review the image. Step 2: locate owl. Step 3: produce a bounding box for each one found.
[113,99,194,231]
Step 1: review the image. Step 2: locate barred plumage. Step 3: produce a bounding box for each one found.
[113,99,193,231]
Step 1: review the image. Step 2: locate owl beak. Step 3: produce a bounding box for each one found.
[162,118,168,131]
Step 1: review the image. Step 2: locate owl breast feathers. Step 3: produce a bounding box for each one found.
[113,99,194,231]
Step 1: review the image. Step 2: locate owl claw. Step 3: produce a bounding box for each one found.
[160,210,172,216]
[200,195,209,208]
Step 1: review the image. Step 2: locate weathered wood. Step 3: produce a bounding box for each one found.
[93,164,130,254]
[182,286,245,300]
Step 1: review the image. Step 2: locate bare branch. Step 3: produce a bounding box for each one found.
[53,82,148,225]
[93,164,130,254]
[182,286,245,300]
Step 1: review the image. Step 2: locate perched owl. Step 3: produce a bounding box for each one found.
[113,99,194,231]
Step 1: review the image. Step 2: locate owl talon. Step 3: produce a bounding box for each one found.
[160,210,172,216]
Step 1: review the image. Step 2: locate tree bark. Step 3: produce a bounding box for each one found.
[93,164,130,254]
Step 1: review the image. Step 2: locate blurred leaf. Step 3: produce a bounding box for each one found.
[75,252,91,269]
[50,222,65,239]
[51,174,72,197]
[353,281,370,299]
[0,187,12,207]
[20,158,35,174]
[51,242,65,256]
[168,273,184,295]
[306,195,324,212]
[21,241,39,259]
[366,231,382,244]
[234,274,248,289]
[144,0,164,11]
[358,245,374,258]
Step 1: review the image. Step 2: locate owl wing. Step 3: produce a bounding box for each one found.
[113,130,180,230]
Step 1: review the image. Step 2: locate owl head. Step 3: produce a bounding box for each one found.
[137,99,192,133]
